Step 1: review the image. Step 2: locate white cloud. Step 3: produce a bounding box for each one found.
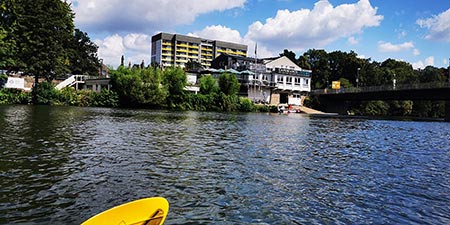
[72,0,246,33]
[94,33,151,67]
[348,36,359,45]
[188,25,245,44]
[244,0,383,51]
[413,48,420,56]
[123,34,151,52]
[417,8,450,42]
[188,25,273,58]
[94,34,125,66]
[377,41,414,52]
[412,56,435,69]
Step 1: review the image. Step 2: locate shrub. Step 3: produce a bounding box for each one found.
[0,88,31,104]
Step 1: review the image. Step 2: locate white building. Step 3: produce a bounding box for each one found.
[212,54,312,105]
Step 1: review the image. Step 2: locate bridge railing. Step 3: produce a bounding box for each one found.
[312,81,450,95]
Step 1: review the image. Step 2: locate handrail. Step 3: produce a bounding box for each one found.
[312,82,450,95]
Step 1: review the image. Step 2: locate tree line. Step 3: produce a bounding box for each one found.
[0,65,269,112]
[280,49,449,118]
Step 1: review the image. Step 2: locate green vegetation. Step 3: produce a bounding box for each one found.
[282,49,449,118]
[0,88,30,104]
[109,66,262,112]
[0,0,100,103]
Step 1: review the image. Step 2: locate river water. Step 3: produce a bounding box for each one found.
[0,105,449,224]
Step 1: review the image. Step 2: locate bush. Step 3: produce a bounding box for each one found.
[0,88,31,104]
[60,87,78,105]
[33,81,62,105]
[91,89,119,107]
[239,97,254,112]
[358,101,389,116]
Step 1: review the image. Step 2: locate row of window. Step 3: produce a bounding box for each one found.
[251,75,310,85]
[277,76,309,85]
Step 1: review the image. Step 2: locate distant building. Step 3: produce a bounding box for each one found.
[212,54,312,105]
[151,32,247,68]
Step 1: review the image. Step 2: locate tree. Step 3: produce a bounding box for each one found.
[185,59,203,71]
[67,29,100,75]
[381,58,416,85]
[163,67,187,96]
[0,0,18,70]
[417,66,446,83]
[110,66,168,107]
[199,75,218,95]
[8,0,75,103]
[279,49,297,63]
[14,0,74,79]
[297,55,311,70]
[218,73,240,96]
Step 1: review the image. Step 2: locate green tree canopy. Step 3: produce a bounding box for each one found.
[0,0,18,69]
[163,67,187,96]
[68,29,100,75]
[218,73,240,96]
[199,75,218,95]
[110,66,168,107]
[279,49,297,63]
[12,0,75,80]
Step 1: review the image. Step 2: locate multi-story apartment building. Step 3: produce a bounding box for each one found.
[151,32,247,68]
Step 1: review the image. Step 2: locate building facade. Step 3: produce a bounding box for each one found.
[151,33,247,68]
[211,54,312,105]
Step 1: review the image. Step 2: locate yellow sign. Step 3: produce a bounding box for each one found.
[332,81,341,90]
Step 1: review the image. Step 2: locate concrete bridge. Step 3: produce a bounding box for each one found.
[311,82,450,121]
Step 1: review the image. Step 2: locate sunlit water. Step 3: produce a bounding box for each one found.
[0,105,449,224]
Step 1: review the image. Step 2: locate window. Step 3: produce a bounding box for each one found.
[277,76,283,83]
[286,77,292,84]
[295,78,301,85]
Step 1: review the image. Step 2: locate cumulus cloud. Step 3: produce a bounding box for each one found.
[413,48,420,56]
[412,56,435,69]
[377,41,414,52]
[188,25,273,58]
[244,0,383,51]
[188,25,245,44]
[94,33,151,67]
[417,8,450,42]
[72,0,246,33]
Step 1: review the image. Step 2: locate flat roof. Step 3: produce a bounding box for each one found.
[152,32,247,51]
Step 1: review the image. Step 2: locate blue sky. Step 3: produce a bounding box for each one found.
[70,0,450,69]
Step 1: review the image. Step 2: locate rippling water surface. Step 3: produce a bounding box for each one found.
[0,105,449,224]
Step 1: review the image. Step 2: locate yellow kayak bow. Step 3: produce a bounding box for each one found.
[81,197,169,225]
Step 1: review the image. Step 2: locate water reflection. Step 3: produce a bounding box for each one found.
[0,106,449,224]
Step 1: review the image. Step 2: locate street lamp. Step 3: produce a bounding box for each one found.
[356,67,360,88]
[393,73,396,89]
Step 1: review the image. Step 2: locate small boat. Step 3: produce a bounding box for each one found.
[82,197,169,225]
